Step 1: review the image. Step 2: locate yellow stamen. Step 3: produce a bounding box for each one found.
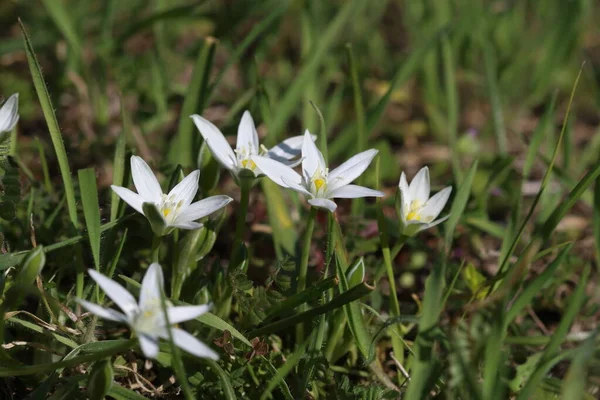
[241,159,256,170]
[406,211,420,221]
[406,200,423,221]
[314,178,325,191]
[143,310,153,317]
[163,208,171,217]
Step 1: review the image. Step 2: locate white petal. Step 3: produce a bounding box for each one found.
[280,176,313,197]
[0,93,19,133]
[167,170,200,209]
[308,197,337,212]
[408,166,430,204]
[252,156,303,189]
[418,215,450,233]
[191,115,237,171]
[171,221,203,230]
[138,333,160,359]
[301,130,326,180]
[176,195,232,222]
[267,134,313,162]
[168,327,219,360]
[236,111,259,154]
[399,172,410,199]
[88,269,138,318]
[111,185,145,214]
[167,304,211,324]
[421,186,452,221]
[131,156,163,203]
[327,149,378,192]
[397,185,408,221]
[77,299,128,323]
[327,184,384,199]
[139,263,164,312]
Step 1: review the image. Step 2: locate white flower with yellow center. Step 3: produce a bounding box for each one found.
[190,111,310,182]
[111,156,232,231]
[252,130,384,212]
[0,93,19,134]
[77,263,218,360]
[398,166,452,236]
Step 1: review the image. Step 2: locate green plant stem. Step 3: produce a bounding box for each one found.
[296,207,318,345]
[151,235,160,263]
[234,178,252,249]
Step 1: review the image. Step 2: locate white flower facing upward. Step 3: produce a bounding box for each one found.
[77,263,218,360]
[252,130,384,212]
[190,110,308,182]
[0,93,19,133]
[111,156,232,233]
[398,166,452,236]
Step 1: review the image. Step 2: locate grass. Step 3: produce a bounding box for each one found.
[1,0,600,398]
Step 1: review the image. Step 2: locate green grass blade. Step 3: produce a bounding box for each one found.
[168,37,217,167]
[441,33,462,182]
[560,330,598,399]
[111,99,128,221]
[78,168,102,271]
[444,159,478,251]
[522,93,557,178]
[260,336,309,400]
[41,0,82,67]
[20,19,78,227]
[204,359,236,400]
[482,40,507,154]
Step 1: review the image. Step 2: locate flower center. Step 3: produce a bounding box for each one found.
[236,145,258,171]
[310,168,328,195]
[160,194,184,222]
[406,200,423,221]
[241,159,257,170]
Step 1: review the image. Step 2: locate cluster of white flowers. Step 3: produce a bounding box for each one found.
[3,94,452,361]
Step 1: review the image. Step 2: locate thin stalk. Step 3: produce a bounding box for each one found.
[234,178,252,248]
[296,207,318,344]
[151,235,160,263]
[375,156,406,378]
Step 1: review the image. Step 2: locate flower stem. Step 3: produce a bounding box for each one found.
[151,235,160,263]
[234,178,251,249]
[296,206,317,345]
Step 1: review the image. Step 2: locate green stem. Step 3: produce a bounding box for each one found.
[151,235,161,263]
[234,178,251,247]
[296,207,318,345]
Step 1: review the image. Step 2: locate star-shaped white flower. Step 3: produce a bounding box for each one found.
[77,263,218,360]
[398,166,452,236]
[111,156,232,232]
[0,93,19,133]
[252,130,384,212]
[190,110,309,181]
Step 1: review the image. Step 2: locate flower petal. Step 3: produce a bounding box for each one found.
[0,93,19,133]
[327,184,384,199]
[191,115,237,171]
[398,172,410,199]
[138,333,160,359]
[171,221,203,230]
[139,263,164,312]
[421,186,452,221]
[281,176,313,197]
[267,134,315,162]
[167,304,211,324]
[77,299,128,323]
[408,166,430,204]
[111,185,145,214]
[301,130,326,180]
[252,156,303,189]
[131,156,163,203]
[236,111,259,154]
[177,195,232,222]
[167,170,200,209]
[308,197,337,212]
[327,149,378,192]
[88,269,138,318]
[168,327,219,360]
[418,215,450,233]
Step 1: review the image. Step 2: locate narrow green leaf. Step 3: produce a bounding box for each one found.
[78,168,102,271]
[260,336,310,400]
[111,99,128,221]
[444,159,478,251]
[20,19,78,227]
[560,330,598,399]
[204,359,236,400]
[482,40,506,154]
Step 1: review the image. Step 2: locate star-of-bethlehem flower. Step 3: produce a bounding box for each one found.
[0,93,19,133]
[77,263,218,359]
[252,130,384,212]
[398,166,452,236]
[190,110,309,182]
[111,156,232,232]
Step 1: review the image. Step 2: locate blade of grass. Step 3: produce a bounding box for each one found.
[168,37,217,168]
[560,329,598,399]
[20,19,78,227]
[203,359,236,400]
[78,168,102,272]
[482,40,507,154]
[441,32,462,182]
[260,335,310,400]
[522,93,557,178]
[444,159,479,251]
[111,99,128,221]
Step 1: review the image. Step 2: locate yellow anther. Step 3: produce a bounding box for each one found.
[163,208,171,217]
[241,159,256,170]
[143,310,153,318]
[314,178,326,191]
[406,211,420,221]
[406,200,423,221]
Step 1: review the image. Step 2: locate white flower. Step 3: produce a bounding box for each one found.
[252,130,384,212]
[398,166,452,236]
[190,110,309,181]
[111,156,232,231]
[0,93,19,133]
[78,263,218,360]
